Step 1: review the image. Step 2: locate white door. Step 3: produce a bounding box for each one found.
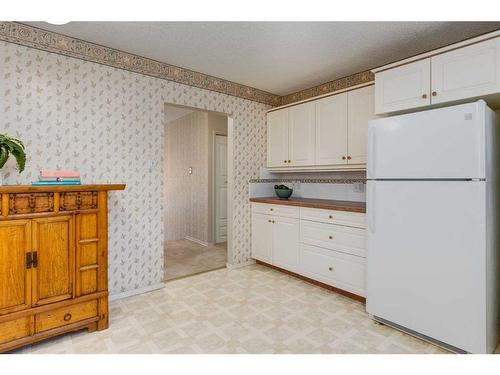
[347,85,376,165]
[366,180,486,353]
[374,58,431,114]
[267,109,289,167]
[367,101,486,179]
[315,93,348,165]
[251,213,272,263]
[215,135,228,243]
[272,216,300,272]
[431,38,500,104]
[289,102,316,166]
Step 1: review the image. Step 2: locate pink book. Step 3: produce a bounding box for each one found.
[40,170,80,178]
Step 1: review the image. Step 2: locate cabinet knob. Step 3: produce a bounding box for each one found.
[329,215,333,219]
[270,208,273,211]
[329,235,333,240]
[284,160,287,163]
[268,219,271,223]
[63,313,72,322]
[272,220,275,223]
[287,160,291,163]
[422,94,427,99]
[328,267,333,271]
[347,156,351,160]
[432,91,437,96]
[342,156,346,160]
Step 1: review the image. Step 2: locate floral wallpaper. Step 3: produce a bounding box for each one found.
[0,41,269,295]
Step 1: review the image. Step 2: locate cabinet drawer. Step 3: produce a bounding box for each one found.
[301,220,366,257]
[0,316,32,345]
[35,300,98,333]
[300,244,365,297]
[300,207,365,228]
[251,203,299,218]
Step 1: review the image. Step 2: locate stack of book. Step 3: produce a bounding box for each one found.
[32,170,82,186]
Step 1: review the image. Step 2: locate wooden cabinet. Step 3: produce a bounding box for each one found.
[431,38,500,104]
[316,93,348,165]
[251,202,366,299]
[374,59,431,114]
[374,36,500,114]
[288,102,316,166]
[266,85,375,171]
[0,184,125,352]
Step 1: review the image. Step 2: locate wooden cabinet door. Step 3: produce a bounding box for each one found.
[431,38,500,104]
[267,109,289,167]
[251,213,272,263]
[374,58,431,114]
[347,85,376,165]
[0,220,32,315]
[289,102,316,166]
[315,92,348,166]
[272,216,300,273]
[32,216,74,306]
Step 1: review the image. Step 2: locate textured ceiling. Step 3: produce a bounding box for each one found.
[26,22,500,95]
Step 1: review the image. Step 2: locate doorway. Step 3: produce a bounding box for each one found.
[163,104,230,281]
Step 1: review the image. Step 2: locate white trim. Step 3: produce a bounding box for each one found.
[226,259,256,269]
[109,282,165,301]
[372,30,500,73]
[267,82,374,113]
[226,117,234,265]
[184,236,214,247]
[213,131,228,244]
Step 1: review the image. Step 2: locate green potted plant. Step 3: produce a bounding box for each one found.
[274,184,293,199]
[0,134,26,185]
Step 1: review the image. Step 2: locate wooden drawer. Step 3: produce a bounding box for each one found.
[60,191,98,211]
[8,193,54,215]
[251,203,299,219]
[300,220,366,258]
[0,316,32,345]
[300,207,365,228]
[299,244,365,297]
[35,300,98,333]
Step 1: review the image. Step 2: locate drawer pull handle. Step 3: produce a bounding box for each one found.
[328,267,333,271]
[329,215,333,219]
[268,219,271,223]
[270,208,273,211]
[329,235,333,240]
[63,313,72,322]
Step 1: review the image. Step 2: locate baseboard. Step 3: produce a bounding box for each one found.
[226,259,256,269]
[184,236,214,247]
[109,282,165,301]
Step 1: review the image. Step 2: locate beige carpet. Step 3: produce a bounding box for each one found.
[164,239,227,281]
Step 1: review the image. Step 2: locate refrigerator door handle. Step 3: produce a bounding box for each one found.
[367,183,376,233]
[368,127,376,177]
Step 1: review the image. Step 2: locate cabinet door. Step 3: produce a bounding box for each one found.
[75,213,99,296]
[0,220,32,315]
[289,102,316,166]
[347,85,376,165]
[32,216,74,306]
[375,58,431,114]
[251,213,272,263]
[267,109,289,167]
[272,216,300,272]
[431,38,500,104]
[315,93,348,165]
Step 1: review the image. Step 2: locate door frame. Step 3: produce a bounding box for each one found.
[213,131,228,244]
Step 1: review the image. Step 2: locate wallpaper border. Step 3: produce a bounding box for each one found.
[0,22,375,108]
[0,22,281,107]
[280,70,374,105]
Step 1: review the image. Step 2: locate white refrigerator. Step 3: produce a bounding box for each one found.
[366,100,500,353]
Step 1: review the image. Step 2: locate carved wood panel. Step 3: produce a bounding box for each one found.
[60,192,98,211]
[9,193,55,215]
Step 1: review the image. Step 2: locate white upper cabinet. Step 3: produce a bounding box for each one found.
[431,38,500,104]
[316,93,348,165]
[267,109,289,167]
[289,102,316,166]
[347,85,376,165]
[375,59,431,114]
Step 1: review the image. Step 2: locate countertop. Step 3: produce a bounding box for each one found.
[249,197,366,213]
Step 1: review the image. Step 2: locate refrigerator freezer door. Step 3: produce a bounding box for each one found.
[367,101,486,179]
[366,180,487,353]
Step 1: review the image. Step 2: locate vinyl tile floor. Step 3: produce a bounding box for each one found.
[164,239,227,281]
[13,264,500,354]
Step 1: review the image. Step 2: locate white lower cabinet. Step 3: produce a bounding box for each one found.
[251,202,366,297]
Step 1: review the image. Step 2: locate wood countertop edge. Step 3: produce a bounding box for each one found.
[249,197,366,213]
[0,184,126,193]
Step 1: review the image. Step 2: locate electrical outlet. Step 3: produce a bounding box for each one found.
[353,183,365,193]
